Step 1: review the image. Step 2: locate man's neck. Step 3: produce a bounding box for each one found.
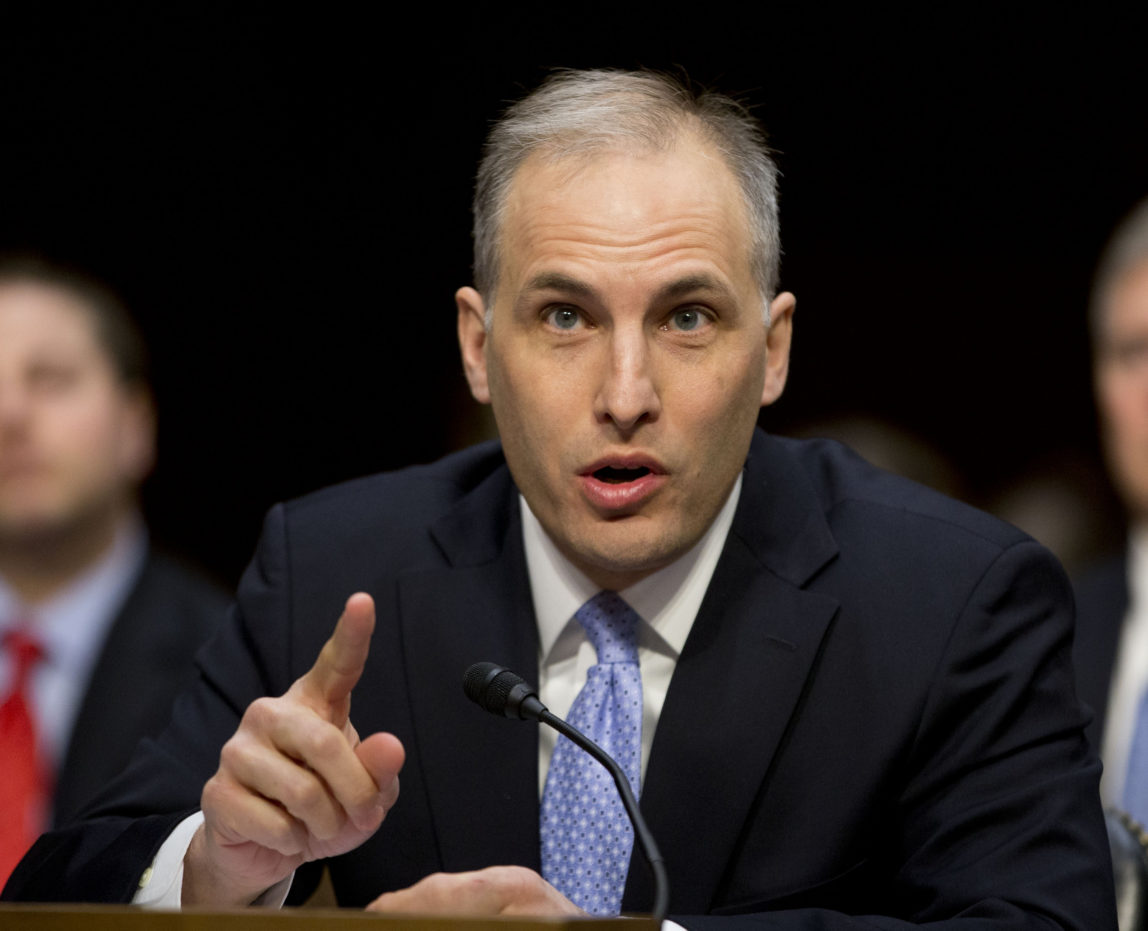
[524,474,743,662]
[0,507,131,605]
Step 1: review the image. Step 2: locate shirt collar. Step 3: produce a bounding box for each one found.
[523,474,743,663]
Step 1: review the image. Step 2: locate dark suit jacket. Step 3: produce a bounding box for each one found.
[5,432,1117,928]
[1073,554,1129,755]
[51,549,230,826]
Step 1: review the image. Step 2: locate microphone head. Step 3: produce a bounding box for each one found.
[462,661,545,720]
[463,662,516,713]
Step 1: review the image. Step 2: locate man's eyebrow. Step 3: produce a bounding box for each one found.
[654,274,735,302]
[521,273,734,303]
[522,272,598,299]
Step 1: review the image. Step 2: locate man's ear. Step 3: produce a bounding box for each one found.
[118,385,156,482]
[457,286,491,404]
[761,291,796,407]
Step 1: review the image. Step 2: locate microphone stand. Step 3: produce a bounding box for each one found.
[463,661,670,921]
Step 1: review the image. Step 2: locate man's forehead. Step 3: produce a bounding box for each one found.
[1104,261,1148,331]
[0,281,103,350]
[497,137,752,281]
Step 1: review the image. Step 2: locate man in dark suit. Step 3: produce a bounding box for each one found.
[0,254,227,882]
[1075,197,1148,818]
[6,70,1116,927]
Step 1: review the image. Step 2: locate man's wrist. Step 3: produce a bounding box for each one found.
[181,824,292,908]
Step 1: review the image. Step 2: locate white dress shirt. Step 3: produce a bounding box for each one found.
[136,476,742,911]
[526,475,742,794]
[1100,526,1148,806]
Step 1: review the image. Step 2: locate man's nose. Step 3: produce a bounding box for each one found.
[593,330,661,432]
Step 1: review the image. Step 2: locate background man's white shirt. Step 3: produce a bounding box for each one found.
[1101,524,1148,805]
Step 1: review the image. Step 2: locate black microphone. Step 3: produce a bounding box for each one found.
[463,661,547,720]
[462,661,670,921]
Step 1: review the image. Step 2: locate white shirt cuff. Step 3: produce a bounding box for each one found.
[131,811,293,908]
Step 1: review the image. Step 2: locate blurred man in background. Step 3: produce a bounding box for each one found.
[1075,198,1148,822]
[0,254,227,884]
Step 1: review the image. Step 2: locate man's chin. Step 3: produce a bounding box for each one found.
[0,500,113,550]
[568,534,691,591]
[0,513,74,549]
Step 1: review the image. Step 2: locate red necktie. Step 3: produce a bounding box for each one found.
[0,628,50,888]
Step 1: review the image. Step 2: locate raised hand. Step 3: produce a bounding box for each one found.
[183,592,405,906]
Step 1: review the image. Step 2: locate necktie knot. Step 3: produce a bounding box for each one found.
[575,591,639,665]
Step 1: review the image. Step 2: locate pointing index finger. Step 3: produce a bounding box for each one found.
[297,592,375,721]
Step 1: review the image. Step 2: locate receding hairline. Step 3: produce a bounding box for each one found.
[503,124,754,223]
[472,68,781,324]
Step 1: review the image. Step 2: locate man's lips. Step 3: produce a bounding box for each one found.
[578,456,667,511]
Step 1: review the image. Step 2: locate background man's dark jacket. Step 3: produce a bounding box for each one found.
[1074,554,1128,755]
[50,551,229,826]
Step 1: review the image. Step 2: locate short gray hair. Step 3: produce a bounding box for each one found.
[1091,196,1148,347]
[472,69,781,323]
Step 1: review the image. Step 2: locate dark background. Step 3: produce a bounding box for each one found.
[2,6,1145,585]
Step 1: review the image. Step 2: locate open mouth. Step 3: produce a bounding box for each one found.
[593,466,652,484]
[580,459,665,510]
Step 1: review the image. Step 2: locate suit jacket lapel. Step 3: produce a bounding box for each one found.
[397,463,543,873]
[624,431,841,914]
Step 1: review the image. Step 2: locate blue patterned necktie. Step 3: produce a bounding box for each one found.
[1124,688,1148,826]
[540,591,643,916]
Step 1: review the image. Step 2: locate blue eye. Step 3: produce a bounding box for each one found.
[547,307,582,330]
[670,308,704,331]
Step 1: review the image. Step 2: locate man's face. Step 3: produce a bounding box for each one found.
[1097,259,1148,520]
[458,136,794,589]
[0,281,153,544]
